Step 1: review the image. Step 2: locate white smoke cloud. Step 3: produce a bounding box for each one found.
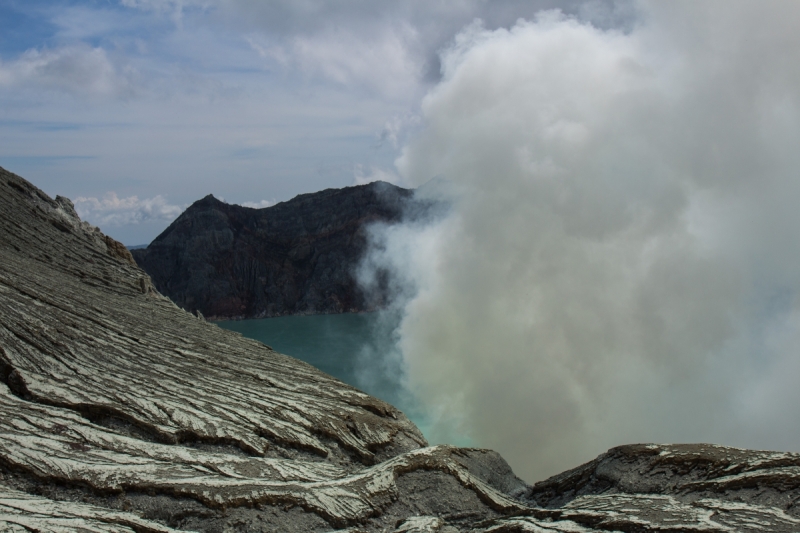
[363,2,800,482]
[378,113,423,150]
[73,193,184,227]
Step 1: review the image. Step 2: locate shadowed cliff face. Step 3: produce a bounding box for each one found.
[131,182,412,319]
[4,164,800,532]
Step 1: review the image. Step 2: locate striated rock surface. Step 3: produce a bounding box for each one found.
[131,182,415,319]
[3,164,800,532]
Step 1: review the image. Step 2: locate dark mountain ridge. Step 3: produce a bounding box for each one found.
[132,181,412,319]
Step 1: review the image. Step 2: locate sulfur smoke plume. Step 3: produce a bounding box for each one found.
[361,1,800,482]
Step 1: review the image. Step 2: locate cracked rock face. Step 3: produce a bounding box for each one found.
[3,165,800,532]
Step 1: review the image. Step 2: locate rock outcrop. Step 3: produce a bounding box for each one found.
[131,182,414,319]
[3,164,800,532]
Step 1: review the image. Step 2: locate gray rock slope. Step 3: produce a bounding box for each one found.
[2,165,800,532]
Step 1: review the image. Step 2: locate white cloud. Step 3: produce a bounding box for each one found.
[353,164,403,187]
[73,192,184,227]
[245,24,424,101]
[363,2,800,482]
[0,45,139,97]
[291,25,423,99]
[240,199,276,209]
[119,0,206,8]
[119,0,213,26]
[233,0,605,100]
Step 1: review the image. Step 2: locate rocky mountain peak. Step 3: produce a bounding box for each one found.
[133,180,416,319]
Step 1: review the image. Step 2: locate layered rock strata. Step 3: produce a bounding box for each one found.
[2,165,800,532]
[131,182,416,319]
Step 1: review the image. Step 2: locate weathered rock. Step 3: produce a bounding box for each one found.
[4,164,800,532]
[131,182,416,319]
[484,495,800,533]
[0,166,521,531]
[513,443,800,532]
[524,443,800,511]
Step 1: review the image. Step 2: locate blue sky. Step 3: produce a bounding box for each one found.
[0,0,601,244]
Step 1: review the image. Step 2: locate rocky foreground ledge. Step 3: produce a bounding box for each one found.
[1,166,800,532]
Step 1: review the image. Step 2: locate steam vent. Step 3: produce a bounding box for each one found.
[3,164,800,532]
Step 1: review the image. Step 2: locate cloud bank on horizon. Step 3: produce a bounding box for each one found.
[73,192,184,228]
[359,1,800,482]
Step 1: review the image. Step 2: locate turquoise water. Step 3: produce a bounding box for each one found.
[217,311,422,423]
